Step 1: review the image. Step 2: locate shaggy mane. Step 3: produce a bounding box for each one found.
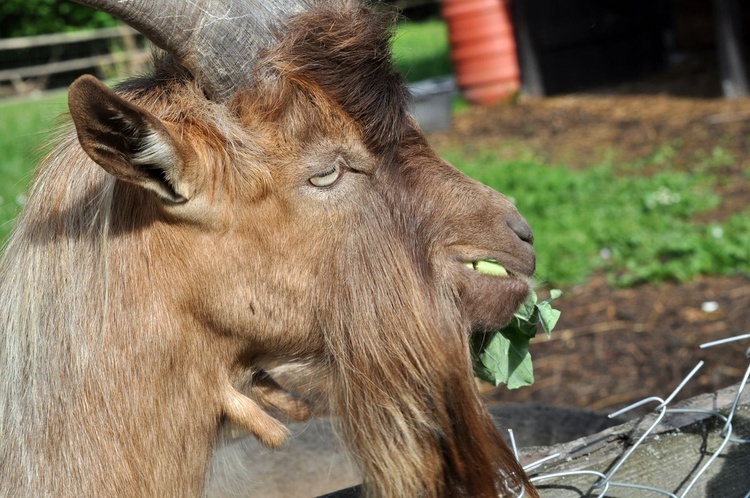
[271,3,410,156]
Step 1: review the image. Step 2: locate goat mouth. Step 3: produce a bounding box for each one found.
[457,258,532,333]
[463,259,510,278]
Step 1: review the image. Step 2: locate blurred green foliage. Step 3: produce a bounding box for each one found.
[1,0,117,37]
[0,92,67,242]
[391,19,453,82]
[442,148,750,287]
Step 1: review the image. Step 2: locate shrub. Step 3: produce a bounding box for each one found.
[1,1,117,37]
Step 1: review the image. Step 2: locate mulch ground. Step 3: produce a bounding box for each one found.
[428,64,750,414]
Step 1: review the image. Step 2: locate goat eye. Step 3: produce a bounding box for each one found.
[309,158,345,188]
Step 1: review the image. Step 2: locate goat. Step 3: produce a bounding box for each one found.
[0,1,538,496]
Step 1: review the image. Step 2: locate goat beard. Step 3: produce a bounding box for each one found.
[317,215,537,498]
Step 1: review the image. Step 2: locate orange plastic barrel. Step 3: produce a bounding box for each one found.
[442,0,520,105]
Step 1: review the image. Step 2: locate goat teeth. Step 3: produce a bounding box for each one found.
[464,262,475,270]
[473,260,509,278]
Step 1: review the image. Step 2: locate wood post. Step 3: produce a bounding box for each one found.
[713,0,749,98]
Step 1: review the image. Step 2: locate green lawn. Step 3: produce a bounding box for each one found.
[0,91,68,242]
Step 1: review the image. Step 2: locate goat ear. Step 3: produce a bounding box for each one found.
[68,75,190,204]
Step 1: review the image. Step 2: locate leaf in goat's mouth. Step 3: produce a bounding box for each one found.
[463,257,562,389]
[472,289,562,390]
[465,259,509,278]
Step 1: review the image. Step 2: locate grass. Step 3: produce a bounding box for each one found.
[442,148,750,287]
[0,91,68,242]
[391,19,453,83]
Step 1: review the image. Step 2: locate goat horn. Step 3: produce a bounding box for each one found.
[71,0,313,101]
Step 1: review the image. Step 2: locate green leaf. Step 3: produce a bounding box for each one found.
[472,329,534,389]
[538,305,561,337]
[471,289,562,388]
[513,290,537,322]
[537,289,562,337]
[531,288,562,337]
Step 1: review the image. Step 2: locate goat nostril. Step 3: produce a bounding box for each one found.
[509,218,534,245]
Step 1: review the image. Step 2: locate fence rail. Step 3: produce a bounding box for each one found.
[0,25,148,97]
[0,2,439,98]
[0,25,138,51]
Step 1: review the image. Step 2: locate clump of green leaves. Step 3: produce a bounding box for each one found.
[442,149,750,287]
[472,290,561,389]
[1,0,118,37]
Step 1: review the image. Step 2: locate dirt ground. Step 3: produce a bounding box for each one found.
[428,64,750,415]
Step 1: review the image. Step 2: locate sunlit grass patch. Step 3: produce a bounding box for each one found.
[443,149,747,286]
[0,92,68,242]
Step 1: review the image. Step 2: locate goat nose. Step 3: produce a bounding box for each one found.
[508,217,534,245]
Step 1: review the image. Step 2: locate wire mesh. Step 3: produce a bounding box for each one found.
[511,332,750,498]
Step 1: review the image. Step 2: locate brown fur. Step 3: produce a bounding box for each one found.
[0,2,538,497]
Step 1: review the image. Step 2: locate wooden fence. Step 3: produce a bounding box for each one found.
[0,1,440,98]
[0,25,149,97]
